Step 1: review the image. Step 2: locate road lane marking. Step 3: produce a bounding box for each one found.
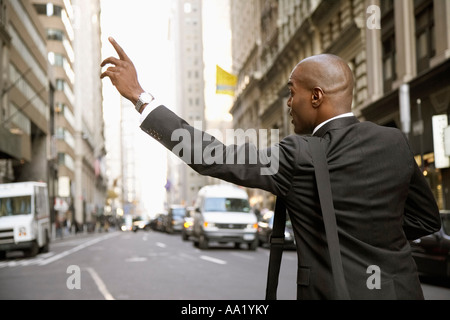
[39,233,119,266]
[178,253,197,261]
[200,255,227,265]
[231,252,255,260]
[86,267,115,300]
[156,242,166,248]
[0,252,56,269]
[18,253,54,266]
[125,256,148,262]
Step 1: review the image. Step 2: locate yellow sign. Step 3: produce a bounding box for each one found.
[216,65,237,96]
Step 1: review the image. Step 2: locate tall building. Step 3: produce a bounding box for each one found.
[72,0,106,229]
[169,0,207,206]
[0,0,106,233]
[0,0,54,196]
[120,98,139,217]
[32,0,106,230]
[229,0,450,211]
[31,0,77,227]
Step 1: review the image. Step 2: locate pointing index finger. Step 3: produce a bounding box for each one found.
[109,37,130,62]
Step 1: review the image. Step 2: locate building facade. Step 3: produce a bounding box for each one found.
[0,0,106,233]
[0,1,55,211]
[229,0,450,211]
[32,0,106,230]
[31,0,77,228]
[0,0,50,180]
[120,98,139,218]
[169,0,208,206]
[361,0,450,210]
[28,0,76,230]
[72,0,107,229]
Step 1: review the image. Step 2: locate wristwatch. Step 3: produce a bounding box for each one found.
[135,92,154,113]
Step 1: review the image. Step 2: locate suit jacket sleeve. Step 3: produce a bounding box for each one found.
[403,155,441,240]
[140,105,299,197]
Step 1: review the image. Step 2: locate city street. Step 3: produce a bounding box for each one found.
[0,230,297,300]
[0,230,449,301]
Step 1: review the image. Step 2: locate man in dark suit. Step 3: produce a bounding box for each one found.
[101,38,441,299]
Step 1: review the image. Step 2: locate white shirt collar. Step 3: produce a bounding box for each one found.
[312,112,355,135]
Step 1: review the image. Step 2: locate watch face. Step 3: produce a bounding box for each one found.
[140,93,153,103]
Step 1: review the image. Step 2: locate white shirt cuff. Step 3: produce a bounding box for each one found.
[139,98,161,124]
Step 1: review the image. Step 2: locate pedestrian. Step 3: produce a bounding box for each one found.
[101,37,441,300]
[55,217,62,239]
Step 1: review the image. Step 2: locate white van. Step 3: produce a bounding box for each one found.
[0,182,50,258]
[192,184,258,250]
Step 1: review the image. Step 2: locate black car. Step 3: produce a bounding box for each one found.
[257,211,295,249]
[165,205,186,234]
[411,210,450,278]
[150,213,167,232]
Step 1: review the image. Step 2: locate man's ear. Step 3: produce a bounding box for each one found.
[311,87,324,108]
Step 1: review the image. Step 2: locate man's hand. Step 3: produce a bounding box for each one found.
[101,37,144,105]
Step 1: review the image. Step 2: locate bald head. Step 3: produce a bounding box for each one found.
[287,54,355,134]
[291,54,354,112]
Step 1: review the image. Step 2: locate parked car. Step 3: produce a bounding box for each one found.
[165,205,186,234]
[192,184,258,250]
[181,207,195,241]
[257,210,295,249]
[132,216,151,232]
[411,210,450,278]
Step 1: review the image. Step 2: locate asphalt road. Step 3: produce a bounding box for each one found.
[0,230,449,301]
[0,230,296,300]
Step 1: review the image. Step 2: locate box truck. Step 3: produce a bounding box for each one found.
[0,182,50,258]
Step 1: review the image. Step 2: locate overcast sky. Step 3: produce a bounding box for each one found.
[100,0,173,216]
[100,0,232,216]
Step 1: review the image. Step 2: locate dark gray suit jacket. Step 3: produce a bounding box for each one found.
[141,105,441,300]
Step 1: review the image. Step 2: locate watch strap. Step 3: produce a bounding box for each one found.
[135,92,154,112]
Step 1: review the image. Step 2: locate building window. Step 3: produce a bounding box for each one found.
[56,103,75,127]
[9,103,31,135]
[55,79,74,104]
[0,0,6,27]
[56,128,75,149]
[415,0,435,73]
[33,4,47,15]
[382,34,396,92]
[184,2,192,14]
[48,52,64,67]
[56,79,65,91]
[58,153,74,171]
[47,28,65,41]
[380,0,394,15]
[381,0,396,93]
[33,4,63,17]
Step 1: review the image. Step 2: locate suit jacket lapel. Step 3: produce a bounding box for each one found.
[313,116,360,138]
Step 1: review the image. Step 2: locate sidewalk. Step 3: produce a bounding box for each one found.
[52,226,118,243]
